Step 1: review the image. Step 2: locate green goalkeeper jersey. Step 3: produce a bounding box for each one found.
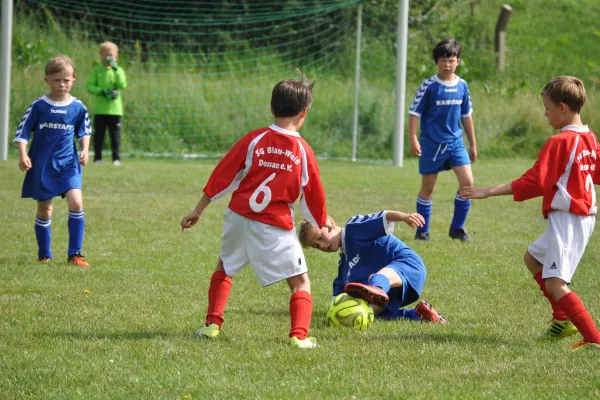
[86,64,127,116]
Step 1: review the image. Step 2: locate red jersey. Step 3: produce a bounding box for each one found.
[204,125,328,230]
[512,125,600,218]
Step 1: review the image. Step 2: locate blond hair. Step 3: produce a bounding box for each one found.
[298,219,315,248]
[541,76,586,114]
[99,41,119,56]
[45,55,75,76]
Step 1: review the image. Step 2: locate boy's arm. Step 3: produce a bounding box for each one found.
[114,68,127,90]
[408,114,421,156]
[461,115,477,162]
[181,193,211,231]
[79,136,90,166]
[460,183,513,199]
[86,68,103,95]
[16,141,31,171]
[385,210,424,229]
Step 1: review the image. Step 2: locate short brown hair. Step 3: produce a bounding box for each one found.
[271,70,314,118]
[432,39,462,62]
[298,219,315,248]
[99,41,119,56]
[541,76,586,113]
[45,55,75,76]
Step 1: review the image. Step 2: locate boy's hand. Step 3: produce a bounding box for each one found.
[106,56,119,71]
[101,89,119,100]
[79,150,89,166]
[181,211,201,231]
[19,155,32,171]
[409,137,421,157]
[459,186,488,199]
[324,215,337,232]
[469,145,477,163]
[402,212,424,229]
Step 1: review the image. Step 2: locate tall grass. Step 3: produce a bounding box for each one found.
[7,0,600,160]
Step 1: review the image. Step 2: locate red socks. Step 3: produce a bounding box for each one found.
[533,271,567,320]
[205,270,232,328]
[289,290,313,340]
[557,292,600,344]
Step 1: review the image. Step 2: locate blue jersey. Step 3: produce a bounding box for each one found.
[408,75,472,144]
[332,211,426,304]
[14,95,91,201]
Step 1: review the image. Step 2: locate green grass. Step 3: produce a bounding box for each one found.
[2,157,600,399]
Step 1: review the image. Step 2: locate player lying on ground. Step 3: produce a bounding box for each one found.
[299,210,447,324]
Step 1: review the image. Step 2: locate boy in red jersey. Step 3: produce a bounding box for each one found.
[180,72,334,349]
[461,76,600,351]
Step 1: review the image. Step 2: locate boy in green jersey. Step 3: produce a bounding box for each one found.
[86,41,127,165]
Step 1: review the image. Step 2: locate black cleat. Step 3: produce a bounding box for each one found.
[415,231,430,241]
[449,227,471,242]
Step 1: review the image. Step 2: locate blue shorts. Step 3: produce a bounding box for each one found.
[418,135,470,175]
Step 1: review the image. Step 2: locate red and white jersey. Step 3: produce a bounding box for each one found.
[512,125,600,218]
[204,124,328,230]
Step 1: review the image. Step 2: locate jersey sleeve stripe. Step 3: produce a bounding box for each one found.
[408,76,435,113]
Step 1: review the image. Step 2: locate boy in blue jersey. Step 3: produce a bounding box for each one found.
[408,39,477,242]
[299,210,447,324]
[14,55,92,267]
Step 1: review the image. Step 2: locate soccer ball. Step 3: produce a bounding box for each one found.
[327,293,374,331]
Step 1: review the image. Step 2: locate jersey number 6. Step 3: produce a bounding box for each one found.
[249,172,276,213]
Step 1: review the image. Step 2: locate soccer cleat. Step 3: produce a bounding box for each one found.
[290,336,317,349]
[546,319,578,338]
[344,282,389,307]
[415,231,430,241]
[415,300,448,325]
[38,257,52,263]
[572,340,600,351]
[195,323,220,339]
[449,227,471,242]
[113,160,121,166]
[68,253,90,268]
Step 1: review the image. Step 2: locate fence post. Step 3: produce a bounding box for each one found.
[495,4,512,72]
[1,0,14,161]
[351,4,363,162]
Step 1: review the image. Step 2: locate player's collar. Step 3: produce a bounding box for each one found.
[434,75,459,87]
[43,94,74,107]
[270,124,300,137]
[561,125,589,133]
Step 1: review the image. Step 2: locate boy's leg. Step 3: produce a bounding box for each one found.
[287,273,313,340]
[65,189,89,267]
[204,260,233,329]
[107,115,122,163]
[525,251,567,321]
[449,164,473,240]
[35,200,53,260]
[93,115,108,162]
[550,283,600,345]
[415,174,437,240]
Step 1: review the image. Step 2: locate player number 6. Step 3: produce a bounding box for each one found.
[249,172,276,212]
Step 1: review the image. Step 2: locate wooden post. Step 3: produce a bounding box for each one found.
[495,4,512,71]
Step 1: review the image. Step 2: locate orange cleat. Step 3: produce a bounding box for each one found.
[344,282,389,306]
[68,253,90,268]
[415,300,448,325]
[572,340,600,351]
[38,257,52,263]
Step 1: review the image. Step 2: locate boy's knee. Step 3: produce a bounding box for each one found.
[36,202,53,219]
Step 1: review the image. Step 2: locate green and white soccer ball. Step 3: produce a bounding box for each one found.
[327,293,375,331]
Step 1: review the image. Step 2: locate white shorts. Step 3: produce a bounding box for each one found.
[528,210,595,283]
[219,208,308,286]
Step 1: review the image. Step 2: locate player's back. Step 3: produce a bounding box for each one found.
[226,125,324,229]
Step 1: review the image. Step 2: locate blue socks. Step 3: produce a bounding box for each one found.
[68,210,85,257]
[369,273,391,293]
[416,196,432,233]
[35,216,52,260]
[450,191,471,230]
[375,308,420,321]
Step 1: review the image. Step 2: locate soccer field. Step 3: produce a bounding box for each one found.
[1,157,599,399]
